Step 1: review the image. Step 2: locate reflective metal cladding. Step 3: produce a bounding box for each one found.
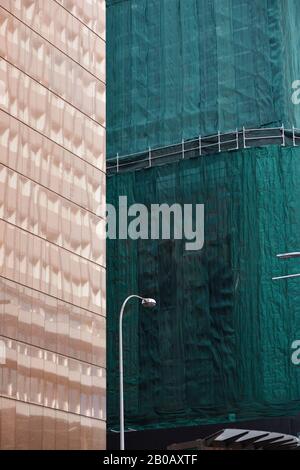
[0,0,106,449]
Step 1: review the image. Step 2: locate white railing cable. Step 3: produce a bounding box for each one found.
[107,125,299,173]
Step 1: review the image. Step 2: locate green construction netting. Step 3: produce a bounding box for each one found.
[106,0,300,431]
[107,145,300,430]
[107,0,300,158]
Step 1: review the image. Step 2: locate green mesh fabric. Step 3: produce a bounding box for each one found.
[281,0,300,126]
[107,145,300,430]
[107,0,300,158]
[106,0,300,431]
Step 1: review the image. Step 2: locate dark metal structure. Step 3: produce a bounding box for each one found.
[167,428,300,450]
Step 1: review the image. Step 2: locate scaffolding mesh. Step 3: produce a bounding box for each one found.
[107,0,300,431]
[107,0,300,158]
[107,145,300,430]
[107,126,300,174]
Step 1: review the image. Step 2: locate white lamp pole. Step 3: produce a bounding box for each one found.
[119,295,156,450]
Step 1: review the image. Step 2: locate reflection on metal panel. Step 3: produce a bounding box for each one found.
[0,110,106,217]
[0,335,106,420]
[0,59,105,168]
[0,0,105,80]
[0,0,106,450]
[0,277,106,367]
[0,7,106,122]
[0,164,106,266]
[0,395,106,450]
[55,0,106,41]
[0,219,105,315]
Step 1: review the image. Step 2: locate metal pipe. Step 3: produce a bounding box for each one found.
[272,273,300,281]
[277,252,300,259]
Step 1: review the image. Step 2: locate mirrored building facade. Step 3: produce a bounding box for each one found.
[0,0,106,449]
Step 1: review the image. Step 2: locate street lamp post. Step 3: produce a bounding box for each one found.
[119,295,156,450]
[272,252,300,280]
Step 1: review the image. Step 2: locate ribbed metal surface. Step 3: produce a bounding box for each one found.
[168,428,300,450]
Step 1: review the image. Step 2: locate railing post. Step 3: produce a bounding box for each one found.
[293,126,296,146]
[281,123,286,147]
[113,125,299,173]
[242,126,246,149]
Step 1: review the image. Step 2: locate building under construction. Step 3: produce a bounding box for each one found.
[106,0,300,449]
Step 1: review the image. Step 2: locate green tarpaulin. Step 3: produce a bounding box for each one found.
[107,0,300,158]
[106,0,300,430]
[107,145,300,429]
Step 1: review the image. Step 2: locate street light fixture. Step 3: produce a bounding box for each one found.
[272,252,300,280]
[119,295,156,450]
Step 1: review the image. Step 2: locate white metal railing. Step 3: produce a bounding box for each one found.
[107,125,299,174]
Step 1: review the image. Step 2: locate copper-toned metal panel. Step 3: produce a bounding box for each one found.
[0,336,106,420]
[0,396,106,449]
[0,165,106,266]
[0,0,105,81]
[0,220,106,315]
[0,278,106,367]
[0,7,105,122]
[0,396,16,449]
[0,59,105,169]
[0,0,106,449]
[55,0,106,41]
[0,110,106,217]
